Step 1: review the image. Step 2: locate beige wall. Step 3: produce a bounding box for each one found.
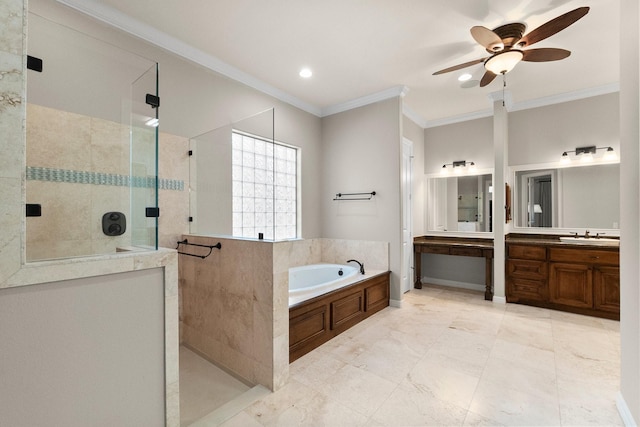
[424,117,493,174]
[321,98,402,301]
[0,268,166,426]
[619,0,639,423]
[509,93,620,166]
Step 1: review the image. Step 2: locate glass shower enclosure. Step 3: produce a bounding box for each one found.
[25,10,159,261]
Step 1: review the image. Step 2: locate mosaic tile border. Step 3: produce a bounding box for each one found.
[26,167,184,191]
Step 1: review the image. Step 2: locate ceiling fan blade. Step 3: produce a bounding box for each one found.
[432,58,486,75]
[471,26,504,52]
[519,7,589,47]
[479,70,497,87]
[522,48,571,62]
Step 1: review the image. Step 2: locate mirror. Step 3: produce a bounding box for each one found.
[514,163,620,229]
[426,174,493,232]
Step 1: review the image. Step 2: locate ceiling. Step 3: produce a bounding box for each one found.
[60,0,620,127]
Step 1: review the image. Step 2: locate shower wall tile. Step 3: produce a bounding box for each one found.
[158,132,189,250]
[25,104,189,260]
[90,116,130,175]
[27,104,92,171]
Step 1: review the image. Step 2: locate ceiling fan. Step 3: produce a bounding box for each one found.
[433,6,590,87]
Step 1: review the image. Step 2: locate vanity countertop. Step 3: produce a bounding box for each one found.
[413,235,493,248]
[506,234,619,249]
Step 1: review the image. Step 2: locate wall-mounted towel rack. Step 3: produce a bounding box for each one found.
[176,239,221,259]
[333,191,376,201]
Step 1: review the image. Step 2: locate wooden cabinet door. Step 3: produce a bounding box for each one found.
[594,266,620,313]
[549,262,593,308]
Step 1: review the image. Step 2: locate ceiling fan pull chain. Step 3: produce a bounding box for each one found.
[502,74,506,107]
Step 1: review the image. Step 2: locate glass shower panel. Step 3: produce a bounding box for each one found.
[25,10,158,260]
[130,65,159,250]
[189,109,275,239]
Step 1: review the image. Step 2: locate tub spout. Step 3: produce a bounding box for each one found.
[347,259,365,274]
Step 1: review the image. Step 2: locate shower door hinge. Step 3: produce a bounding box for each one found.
[188,216,193,222]
[188,150,193,156]
[27,55,43,72]
[145,94,160,108]
[145,207,160,218]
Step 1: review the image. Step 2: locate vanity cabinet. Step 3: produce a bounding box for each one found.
[506,240,619,319]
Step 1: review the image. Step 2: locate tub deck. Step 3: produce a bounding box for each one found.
[289,271,390,362]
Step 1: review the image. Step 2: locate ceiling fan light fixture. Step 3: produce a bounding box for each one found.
[484,50,523,75]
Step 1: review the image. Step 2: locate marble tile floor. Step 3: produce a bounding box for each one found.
[218,285,623,426]
[180,346,255,426]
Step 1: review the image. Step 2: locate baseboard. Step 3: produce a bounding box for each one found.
[422,276,485,292]
[616,392,638,426]
[492,296,507,304]
[390,299,402,308]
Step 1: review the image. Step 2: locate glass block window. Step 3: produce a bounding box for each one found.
[232,131,298,240]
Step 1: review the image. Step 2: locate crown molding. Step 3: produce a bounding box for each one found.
[423,109,493,129]
[420,83,620,129]
[56,0,322,117]
[321,85,409,117]
[510,82,620,112]
[402,104,428,128]
[54,0,621,125]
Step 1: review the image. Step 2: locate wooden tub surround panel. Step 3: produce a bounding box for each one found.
[289,272,390,362]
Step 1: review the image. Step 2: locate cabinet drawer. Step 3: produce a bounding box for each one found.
[508,244,546,260]
[507,277,547,302]
[549,248,619,265]
[507,259,547,280]
[450,247,482,257]
[417,245,449,255]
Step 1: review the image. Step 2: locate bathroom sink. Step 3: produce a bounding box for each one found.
[559,237,619,246]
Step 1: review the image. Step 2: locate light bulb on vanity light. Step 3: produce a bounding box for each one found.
[603,147,617,161]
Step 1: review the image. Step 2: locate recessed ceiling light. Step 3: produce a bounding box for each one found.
[299,68,312,78]
[458,73,472,82]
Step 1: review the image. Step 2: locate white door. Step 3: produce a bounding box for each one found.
[401,138,414,294]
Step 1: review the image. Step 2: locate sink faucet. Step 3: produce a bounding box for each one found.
[584,230,590,238]
[347,259,365,274]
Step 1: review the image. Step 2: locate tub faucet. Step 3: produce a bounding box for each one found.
[347,259,365,274]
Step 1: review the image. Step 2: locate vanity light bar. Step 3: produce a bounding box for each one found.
[441,160,477,174]
[561,146,616,163]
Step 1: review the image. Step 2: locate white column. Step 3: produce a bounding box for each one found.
[489,89,511,302]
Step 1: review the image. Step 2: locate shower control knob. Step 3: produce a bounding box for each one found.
[102,211,126,236]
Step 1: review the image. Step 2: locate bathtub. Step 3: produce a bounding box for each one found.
[288,263,359,307]
[289,265,391,361]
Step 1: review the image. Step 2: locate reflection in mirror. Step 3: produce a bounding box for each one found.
[515,163,620,229]
[427,174,493,232]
